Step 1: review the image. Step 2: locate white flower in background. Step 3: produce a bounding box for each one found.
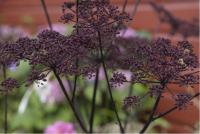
[33,77,69,104]
[18,73,70,114]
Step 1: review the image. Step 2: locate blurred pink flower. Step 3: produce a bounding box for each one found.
[44,121,76,134]
[46,80,70,103]
[118,27,137,38]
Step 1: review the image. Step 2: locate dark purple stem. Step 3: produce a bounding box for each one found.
[3,65,7,133]
[122,0,128,13]
[152,92,200,121]
[71,0,79,103]
[40,0,87,132]
[89,68,99,133]
[97,30,124,133]
[139,93,162,134]
[53,70,88,133]
[40,0,52,30]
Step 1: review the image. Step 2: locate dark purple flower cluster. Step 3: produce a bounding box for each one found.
[61,0,130,30]
[174,93,193,110]
[110,72,127,87]
[0,78,19,92]
[0,42,21,66]
[113,36,199,108]
[123,96,140,109]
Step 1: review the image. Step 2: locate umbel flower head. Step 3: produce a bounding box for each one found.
[112,37,199,108]
[0,78,19,93]
[174,93,193,110]
[61,0,131,30]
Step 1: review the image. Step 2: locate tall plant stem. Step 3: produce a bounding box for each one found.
[122,0,128,13]
[3,65,7,133]
[139,94,162,133]
[40,0,87,132]
[53,70,88,133]
[40,0,52,30]
[123,83,133,131]
[72,0,79,102]
[97,31,124,133]
[89,68,99,133]
[130,0,141,20]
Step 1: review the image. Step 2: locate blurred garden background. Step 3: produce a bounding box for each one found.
[0,0,199,133]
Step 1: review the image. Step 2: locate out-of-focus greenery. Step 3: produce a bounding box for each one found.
[0,66,156,133]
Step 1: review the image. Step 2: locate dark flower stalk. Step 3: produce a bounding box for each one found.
[139,93,162,133]
[97,31,124,133]
[3,65,7,133]
[139,91,200,133]
[122,0,128,13]
[152,92,200,121]
[123,82,133,131]
[40,0,52,30]
[130,0,141,21]
[53,70,88,132]
[40,0,88,132]
[89,68,99,133]
[71,0,79,103]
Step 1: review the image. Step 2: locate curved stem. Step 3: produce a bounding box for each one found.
[89,68,99,133]
[152,92,200,121]
[97,31,124,133]
[53,70,88,133]
[139,94,162,134]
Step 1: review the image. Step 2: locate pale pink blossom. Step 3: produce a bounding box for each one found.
[44,121,76,134]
